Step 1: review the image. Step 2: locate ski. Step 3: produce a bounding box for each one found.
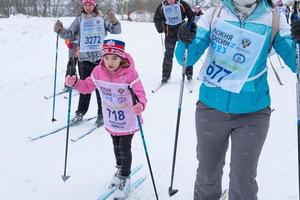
[63,92,79,99]
[219,189,228,200]
[151,83,166,93]
[28,116,97,141]
[70,125,100,142]
[187,80,193,93]
[44,89,69,100]
[97,165,143,200]
[113,176,147,200]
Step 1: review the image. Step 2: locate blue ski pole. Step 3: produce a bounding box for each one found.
[61,62,76,182]
[128,86,159,200]
[51,32,59,122]
[292,0,300,195]
[168,47,187,197]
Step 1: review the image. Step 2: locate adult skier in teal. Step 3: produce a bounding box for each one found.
[176,0,300,199]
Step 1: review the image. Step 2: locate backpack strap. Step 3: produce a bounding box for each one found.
[268,11,283,86]
[269,10,280,50]
[210,6,222,28]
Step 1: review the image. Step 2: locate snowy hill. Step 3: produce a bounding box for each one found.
[0,15,298,200]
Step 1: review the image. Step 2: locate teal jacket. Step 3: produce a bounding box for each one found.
[175,0,297,113]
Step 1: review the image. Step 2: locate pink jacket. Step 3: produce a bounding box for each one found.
[74,52,147,136]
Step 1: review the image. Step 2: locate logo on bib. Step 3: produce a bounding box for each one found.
[118,88,125,94]
[233,53,245,64]
[118,97,127,104]
[241,38,251,48]
[232,53,246,64]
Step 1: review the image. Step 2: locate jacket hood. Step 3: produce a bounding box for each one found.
[222,0,272,20]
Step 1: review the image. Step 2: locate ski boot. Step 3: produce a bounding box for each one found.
[95,113,104,127]
[113,176,131,200]
[70,112,83,125]
[109,165,121,188]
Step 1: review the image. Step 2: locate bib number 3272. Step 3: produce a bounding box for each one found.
[85,36,101,45]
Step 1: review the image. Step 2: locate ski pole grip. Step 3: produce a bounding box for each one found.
[128,86,138,105]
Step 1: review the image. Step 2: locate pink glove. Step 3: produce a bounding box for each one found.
[132,103,144,115]
[65,75,77,87]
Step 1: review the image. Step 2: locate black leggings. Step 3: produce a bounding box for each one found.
[111,134,134,177]
[76,61,102,116]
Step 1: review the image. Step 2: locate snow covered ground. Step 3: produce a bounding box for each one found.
[0,15,298,200]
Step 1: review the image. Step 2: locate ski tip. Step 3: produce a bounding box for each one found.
[43,96,49,100]
[151,90,155,93]
[28,136,35,141]
[70,139,76,143]
[61,175,70,182]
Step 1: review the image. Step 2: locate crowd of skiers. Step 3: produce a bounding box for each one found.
[52,0,300,199]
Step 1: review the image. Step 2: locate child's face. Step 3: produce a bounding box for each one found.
[103,54,122,73]
[83,3,95,14]
[167,0,176,5]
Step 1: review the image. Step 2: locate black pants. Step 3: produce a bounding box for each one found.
[76,61,102,116]
[111,134,134,177]
[162,35,193,79]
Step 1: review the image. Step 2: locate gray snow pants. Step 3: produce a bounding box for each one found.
[194,101,271,200]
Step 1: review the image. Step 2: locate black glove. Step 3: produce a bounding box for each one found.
[177,22,197,44]
[157,27,163,33]
[291,20,300,42]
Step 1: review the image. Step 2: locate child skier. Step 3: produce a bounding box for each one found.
[176,0,300,199]
[65,34,147,199]
[53,0,121,127]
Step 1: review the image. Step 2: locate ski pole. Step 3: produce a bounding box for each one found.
[61,64,76,182]
[161,33,164,56]
[293,3,300,195]
[296,42,300,198]
[128,86,159,200]
[51,32,59,122]
[268,56,283,85]
[277,53,284,68]
[168,47,188,197]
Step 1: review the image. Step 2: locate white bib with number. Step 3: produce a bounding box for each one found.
[80,16,105,52]
[163,3,183,25]
[198,18,266,93]
[93,79,139,133]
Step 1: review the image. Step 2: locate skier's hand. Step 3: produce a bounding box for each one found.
[177,21,197,44]
[157,25,164,33]
[54,20,65,33]
[106,9,117,24]
[132,103,144,115]
[65,75,77,87]
[291,20,300,42]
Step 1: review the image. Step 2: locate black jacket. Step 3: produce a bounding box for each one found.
[153,0,195,36]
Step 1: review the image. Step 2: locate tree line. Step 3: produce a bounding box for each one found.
[0,0,165,18]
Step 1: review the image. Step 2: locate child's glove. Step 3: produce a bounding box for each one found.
[65,75,77,87]
[106,9,118,24]
[132,103,143,115]
[54,20,65,33]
